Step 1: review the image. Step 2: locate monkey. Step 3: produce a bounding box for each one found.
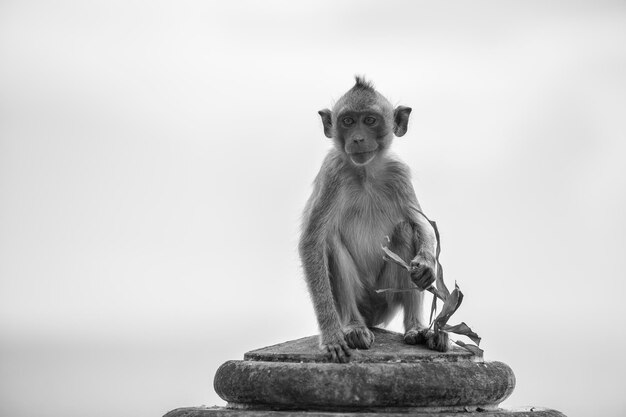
[299,76,440,363]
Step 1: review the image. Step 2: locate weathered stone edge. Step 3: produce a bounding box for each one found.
[243,350,478,364]
[214,360,515,409]
[164,406,567,417]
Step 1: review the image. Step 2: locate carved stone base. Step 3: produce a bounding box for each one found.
[163,328,566,417]
[165,406,566,417]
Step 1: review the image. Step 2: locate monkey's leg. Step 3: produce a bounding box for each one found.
[403,214,450,351]
[378,221,431,345]
[403,221,449,352]
[330,234,375,350]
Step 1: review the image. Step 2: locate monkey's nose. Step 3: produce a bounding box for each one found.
[353,137,364,144]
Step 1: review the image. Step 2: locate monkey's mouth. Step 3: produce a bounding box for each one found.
[349,151,377,166]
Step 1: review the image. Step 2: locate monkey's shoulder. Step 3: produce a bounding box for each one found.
[309,152,344,194]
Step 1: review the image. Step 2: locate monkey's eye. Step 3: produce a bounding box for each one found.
[342,117,355,126]
[364,116,377,125]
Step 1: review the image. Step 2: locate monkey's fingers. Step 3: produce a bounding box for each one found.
[331,345,350,363]
[326,345,339,363]
[421,274,436,290]
[325,341,351,363]
[339,339,352,359]
[411,268,436,290]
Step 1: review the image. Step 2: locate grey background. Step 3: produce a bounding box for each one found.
[1,1,625,417]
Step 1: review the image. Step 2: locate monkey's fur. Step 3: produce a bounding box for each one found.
[299,77,440,363]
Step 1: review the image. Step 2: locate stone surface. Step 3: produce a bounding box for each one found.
[214,328,514,411]
[165,406,567,417]
[244,328,478,364]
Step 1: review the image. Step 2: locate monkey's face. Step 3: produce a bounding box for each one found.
[336,111,391,166]
[318,80,412,167]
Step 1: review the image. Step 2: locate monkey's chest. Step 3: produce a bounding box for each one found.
[337,194,404,276]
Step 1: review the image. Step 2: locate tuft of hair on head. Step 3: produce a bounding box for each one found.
[353,75,375,91]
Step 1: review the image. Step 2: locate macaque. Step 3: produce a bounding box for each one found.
[299,76,439,363]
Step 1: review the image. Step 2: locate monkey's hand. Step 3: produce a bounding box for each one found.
[410,254,437,290]
[320,331,351,363]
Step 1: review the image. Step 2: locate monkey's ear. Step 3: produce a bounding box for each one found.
[318,108,333,138]
[393,106,412,137]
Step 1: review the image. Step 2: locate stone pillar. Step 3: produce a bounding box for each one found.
[164,328,565,417]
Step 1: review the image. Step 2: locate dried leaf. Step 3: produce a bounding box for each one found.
[381,246,411,271]
[375,288,419,294]
[454,340,484,356]
[429,294,437,324]
[434,263,449,300]
[381,246,446,304]
[433,282,463,330]
[381,216,485,355]
[427,218,450,300]
[443,322,481,346]
[428,286,447,302]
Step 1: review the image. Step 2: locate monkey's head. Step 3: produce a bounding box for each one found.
[318,76,411,167]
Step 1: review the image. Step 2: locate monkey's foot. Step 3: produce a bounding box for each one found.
[344,325,375,349]
[404,328,449,352]
[403,328,430,345]
[426,330,449,352]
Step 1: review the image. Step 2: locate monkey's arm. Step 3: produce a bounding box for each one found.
[402,184,439,291]
[409,210,439,290]
[411,207,437,258]
[299,237,350,362]
[299,163,351,363]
